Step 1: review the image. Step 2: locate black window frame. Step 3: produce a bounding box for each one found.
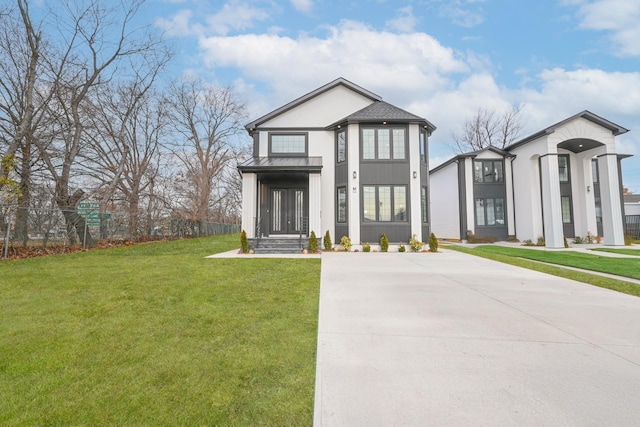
[337,186,347,223]
[361,184,409,223]
[473,160,504,183]
[360,126,408,161]
[419,129,428,164]
[268,132,308,157]
[475,197,505,227]
[336,129,347,164]
[558,154,570,182]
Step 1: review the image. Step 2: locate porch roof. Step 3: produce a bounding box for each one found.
[237,156,323,173]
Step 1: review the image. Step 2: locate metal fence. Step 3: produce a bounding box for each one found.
[626,215,640,239]
[0,205,240,259]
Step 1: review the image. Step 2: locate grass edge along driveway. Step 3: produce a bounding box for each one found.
[0,234,321,426]
[449,244,640,297]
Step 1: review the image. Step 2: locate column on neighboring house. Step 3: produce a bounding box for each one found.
[505,157,516,238]
[241,173,258,238]
[539,154,565,248]
[598,154,625,245]
[308,173,322,237]
[464,158,475,239]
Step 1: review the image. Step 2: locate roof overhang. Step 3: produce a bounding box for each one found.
[237,156,323,174]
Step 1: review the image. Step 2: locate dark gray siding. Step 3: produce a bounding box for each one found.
[458,161,467,240]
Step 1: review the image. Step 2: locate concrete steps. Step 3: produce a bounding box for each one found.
[250,237,310,254]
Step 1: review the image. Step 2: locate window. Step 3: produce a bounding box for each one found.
[473,160,504,183]
[362,185,408,222]
[419,130,428,164]
[361,127,406,160]
[270,134,307,156]
[337,187,347,223]
[558,155,569,182]
[561,196,572,224]
[337,130,346,163]
[421,186,428,223]
[475,197,505,226]
[591,159,599,183]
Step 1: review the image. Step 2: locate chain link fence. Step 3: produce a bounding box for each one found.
[0,205,240,259]
[626,215,640,239]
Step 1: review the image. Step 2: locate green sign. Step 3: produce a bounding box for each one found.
[77,202,110,226]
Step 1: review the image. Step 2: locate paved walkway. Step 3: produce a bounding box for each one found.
[313,250,640,426]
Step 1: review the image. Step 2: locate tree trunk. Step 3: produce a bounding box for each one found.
[57,189,96,247]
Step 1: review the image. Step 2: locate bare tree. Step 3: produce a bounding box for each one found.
[84,84,169,239]
[26,0,170,246]
[166,78,248,223]
[451,105,525,153]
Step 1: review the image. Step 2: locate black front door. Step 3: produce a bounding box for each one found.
[270,188,305,234]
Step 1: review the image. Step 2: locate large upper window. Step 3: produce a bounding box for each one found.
[337,130,346,163]
[474,160,504,183]
[269,133,307,156]
[362,185,408,222]
[475,197,505,226]
[361,127,406,160]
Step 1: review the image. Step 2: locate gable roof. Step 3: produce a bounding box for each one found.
[327,101,437,133]
[505,110,629,151]
[245,77,382,131]
[429,146,514,175]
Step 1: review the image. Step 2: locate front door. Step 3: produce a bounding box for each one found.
[270,188,305,234]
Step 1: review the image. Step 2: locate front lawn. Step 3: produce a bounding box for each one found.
[0,234,321,425]
[590,247,640,257]
[449,245,640,297]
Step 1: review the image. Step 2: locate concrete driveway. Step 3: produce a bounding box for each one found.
[313,249,640,426]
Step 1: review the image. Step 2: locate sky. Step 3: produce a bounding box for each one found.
[149,0,640,192]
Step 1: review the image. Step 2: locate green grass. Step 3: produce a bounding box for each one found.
[0,234,321,425]
[590,247,640,256]
[448,245,640,297]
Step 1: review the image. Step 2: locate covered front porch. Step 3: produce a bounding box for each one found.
[238,157,323,246]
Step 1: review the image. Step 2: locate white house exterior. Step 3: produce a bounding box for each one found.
[430,111,630,248]
[238,78,436,251]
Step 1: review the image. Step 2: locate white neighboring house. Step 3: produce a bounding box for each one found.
[625,194,640,216]
[430,111,631,248]
[238,78,436,251]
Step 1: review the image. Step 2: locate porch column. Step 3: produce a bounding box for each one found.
[539,155,564,248]
[241,173,258,238]
[598,154,625,245]
[308,173,322,237]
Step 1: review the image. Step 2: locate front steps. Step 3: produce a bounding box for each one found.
[250,237,310,254]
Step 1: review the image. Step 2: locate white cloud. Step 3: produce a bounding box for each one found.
[385,6,418,33]
[291,0,313,13]
[430,0,485,28]
[570,0,640,56]
[205,0,270,36]
[155,9,197,37]
[198,19,469,104]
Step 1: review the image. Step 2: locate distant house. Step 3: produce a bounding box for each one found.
[624,194,640,216]
[430,111,631,248]
[238,78,436,250]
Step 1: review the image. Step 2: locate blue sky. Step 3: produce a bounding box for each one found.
[150,0,640,192]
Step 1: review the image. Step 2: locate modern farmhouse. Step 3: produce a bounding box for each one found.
[430,111,631,248]
[238,78,436,251]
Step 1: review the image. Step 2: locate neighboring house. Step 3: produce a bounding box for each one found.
[624,194,640,216]
[430,111,631,248]
[238,78,436,250]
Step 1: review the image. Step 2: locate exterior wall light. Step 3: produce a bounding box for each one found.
[353,171,357,179]
[587,185,591,192]
[413,171,418,179]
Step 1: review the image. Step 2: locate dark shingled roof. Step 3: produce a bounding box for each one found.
[329,101,436,133]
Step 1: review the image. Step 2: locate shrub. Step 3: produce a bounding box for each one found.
[522,239,534,246]
[340,235,352,251]
[428,232,438,252]
[309,231,318,253]
[379,233,389,252]
[409,234,424,252]
[573,236,583,244]
[466,230,497,244]
[323,230,332,251]
[240,230,249,254]
[564,237,569,248]
[625,234,633,246]
[362,242,371,252]
[398,244,406,252]
[586,231,595,244]
[536,236,545,246]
